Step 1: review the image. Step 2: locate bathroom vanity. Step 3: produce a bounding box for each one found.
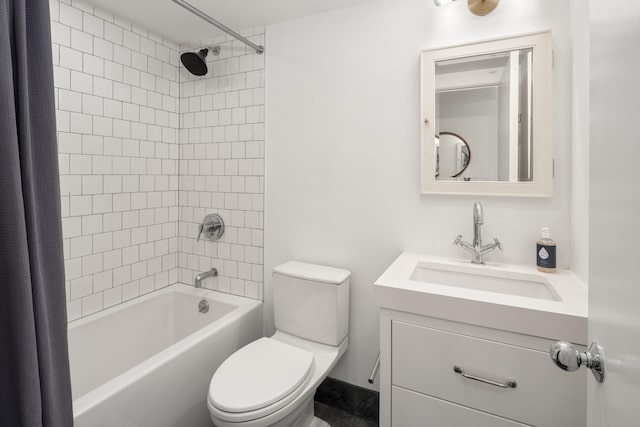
[374,253,588,427]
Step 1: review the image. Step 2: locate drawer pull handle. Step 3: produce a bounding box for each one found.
[453,365,517,389]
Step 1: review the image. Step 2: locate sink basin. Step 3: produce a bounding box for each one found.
[410,262,561,301]
[374,253,588,344]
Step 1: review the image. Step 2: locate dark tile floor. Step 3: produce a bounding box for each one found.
[314,377,379,422]
[315,402,379,427]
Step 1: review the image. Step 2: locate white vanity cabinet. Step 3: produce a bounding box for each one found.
[379,310,587,427]
[374,253,589,426]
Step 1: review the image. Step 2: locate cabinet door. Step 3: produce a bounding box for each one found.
[392,321,586,426]
[392,386,530,427]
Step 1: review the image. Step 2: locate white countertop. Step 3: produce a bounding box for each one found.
[374,253,588,344]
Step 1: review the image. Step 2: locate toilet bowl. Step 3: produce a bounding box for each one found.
[207,261,350,427]
[208,331,348,427]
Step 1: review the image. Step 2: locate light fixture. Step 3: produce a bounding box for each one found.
[433,0,500,15]
[467,0,500,16]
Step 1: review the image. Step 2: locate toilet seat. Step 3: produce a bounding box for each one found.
[208,338,315,423]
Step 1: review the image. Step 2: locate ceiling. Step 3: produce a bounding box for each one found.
[85,0,369,45]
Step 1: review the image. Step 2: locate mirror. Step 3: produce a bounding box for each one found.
[435,49,532,182]
[421,31,553,197]
[435,132,471,178]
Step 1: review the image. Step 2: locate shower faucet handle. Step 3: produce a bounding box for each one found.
[197,213,225,242]
[197,223,204,242]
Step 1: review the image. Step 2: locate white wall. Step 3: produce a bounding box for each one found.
[265,0,573,390]
[177,32,265,299]
[53,0,266,321]
[51,0,181,320]
[569,0,589,283]
[438,87,500,180]
[498,68,511,181]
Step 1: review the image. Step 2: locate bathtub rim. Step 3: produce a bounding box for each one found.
[70,283,262,418]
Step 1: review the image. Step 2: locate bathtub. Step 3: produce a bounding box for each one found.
[68,283,262,427]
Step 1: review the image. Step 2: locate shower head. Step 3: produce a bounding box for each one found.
[180,46,220,76]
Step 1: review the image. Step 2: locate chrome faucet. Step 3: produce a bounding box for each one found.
[453,202,503,264]
[194,268,218,288]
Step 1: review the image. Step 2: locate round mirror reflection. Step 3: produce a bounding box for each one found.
[435,131,471,179]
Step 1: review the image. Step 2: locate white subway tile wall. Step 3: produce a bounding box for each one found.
[51,0,265,321]
[52,0,180,321]
[177,34,265,300]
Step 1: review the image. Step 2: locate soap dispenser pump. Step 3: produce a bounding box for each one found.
[537,227,557,272]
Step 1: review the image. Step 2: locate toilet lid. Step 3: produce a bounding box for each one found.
[209,338,314,414]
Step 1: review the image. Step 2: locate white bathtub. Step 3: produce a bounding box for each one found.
[68,283,262,427]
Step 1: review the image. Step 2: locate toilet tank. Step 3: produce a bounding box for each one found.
[273,261,350,347]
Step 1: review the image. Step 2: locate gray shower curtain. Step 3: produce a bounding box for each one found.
[0,0,73,426]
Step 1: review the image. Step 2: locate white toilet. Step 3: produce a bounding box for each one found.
[207,261,350,427]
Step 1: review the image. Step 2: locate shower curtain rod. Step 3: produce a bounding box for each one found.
[172,0,264,54]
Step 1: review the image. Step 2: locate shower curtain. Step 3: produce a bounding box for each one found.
[0,0,73,426]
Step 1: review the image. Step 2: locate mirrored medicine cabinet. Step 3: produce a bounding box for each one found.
[420,31,553,197]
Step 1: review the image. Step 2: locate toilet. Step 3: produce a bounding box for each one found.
[207,261,350,427]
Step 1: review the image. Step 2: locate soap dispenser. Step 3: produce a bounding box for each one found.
[537,227,556,272]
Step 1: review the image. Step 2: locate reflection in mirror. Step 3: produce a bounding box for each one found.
[435,132,471,179]
[421,31,553,196]
[435,48,533,182]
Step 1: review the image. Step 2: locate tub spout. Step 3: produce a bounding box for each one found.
[195,268,218,288]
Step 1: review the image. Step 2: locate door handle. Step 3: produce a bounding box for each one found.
[549,341,605,383]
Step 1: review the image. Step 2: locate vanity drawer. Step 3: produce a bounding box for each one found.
[392,386,530,427]
[392,321,586,427]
